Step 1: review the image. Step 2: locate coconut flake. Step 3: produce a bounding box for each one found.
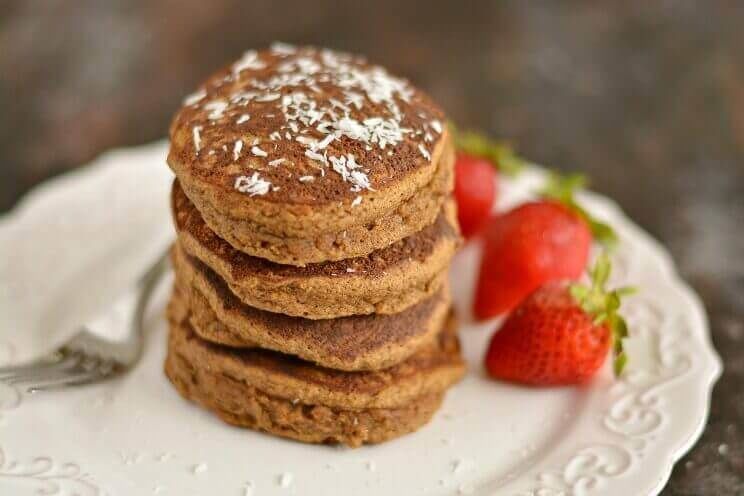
[183,88,206,106]
[305,149,328,165]
[296,135,317,146]
[236,114,251,124]
[233,140,243,161]
[344,91,365,109]
[256,92,281,102]
[314,133,335,150]
[329,154,371,191]
[234,173,271,196]
[418,143,431,161]
[271,41,297,56]
[233,50,266,75]
[204,100,228,120]
[278,472,293,488]
[192,126,202,153]
[251,145,268,157]
[242,481,255,496]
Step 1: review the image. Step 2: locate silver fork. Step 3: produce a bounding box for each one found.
[0,250,170,393]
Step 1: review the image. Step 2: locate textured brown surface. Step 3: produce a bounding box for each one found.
[173,184,460,319]
[171,250,451,370]
[165,290,465,409]
[172,127,451,240]
[175,135,455,265]
[168,46,446,205]
[5,2,743,491]
[164,293,465,446]
[172,179,459,277]
[167,46,455,266]
[166,349,445,448]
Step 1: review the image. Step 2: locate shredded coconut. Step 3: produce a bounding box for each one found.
[192,126,202,153]
[418,143,431,161]
[182,46,442,196]
[183,88,206,106]
[271,41,297,56]
[242,481,254,496]
[203,100,228,120]
[278,472,293,488]
[234,173,271,196]
[256,92,281,102]
[305,149,328,165]
[329,154,371,191]
[233,140,243,161]
[233,50,266,75]
[251,145,268,157]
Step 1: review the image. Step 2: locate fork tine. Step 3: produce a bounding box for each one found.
[2,353,86,384]
[27,362,117,393]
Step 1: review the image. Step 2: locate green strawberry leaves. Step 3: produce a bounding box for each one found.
[569,253,635,376]
[451,125,527,176]
[451,125,618,247]
[452,125,635,378]
[542,171,619,248]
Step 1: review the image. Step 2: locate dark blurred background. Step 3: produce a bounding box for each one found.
[1,1,742,493]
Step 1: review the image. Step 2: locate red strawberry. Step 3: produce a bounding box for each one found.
[473,200,592,319]
[454,153,497,238]
[484,254,632,386]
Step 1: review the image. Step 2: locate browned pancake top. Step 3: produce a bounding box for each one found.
[184,251,448,362]
[168,45,445,205]
[172,180,458,279]
[171,310,462,396]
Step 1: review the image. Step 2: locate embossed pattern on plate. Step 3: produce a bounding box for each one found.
[0,143,722,496]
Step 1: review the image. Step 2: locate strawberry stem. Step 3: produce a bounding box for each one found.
[569,253,635,376]
[451,124,527,176]
[542,171,618,248]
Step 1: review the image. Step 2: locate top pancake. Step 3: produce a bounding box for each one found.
[168,44,451,264]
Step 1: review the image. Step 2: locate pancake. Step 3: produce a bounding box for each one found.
[172,181,461,319]
[164,292,465,447]
[171,246,451,370]
[167,45,453,266]
[176,137,454,266]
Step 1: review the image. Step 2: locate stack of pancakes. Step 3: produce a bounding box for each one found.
[164,45,465,447]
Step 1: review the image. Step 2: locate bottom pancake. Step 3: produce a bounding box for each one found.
[164,290,465,447]
[166,350,445,447]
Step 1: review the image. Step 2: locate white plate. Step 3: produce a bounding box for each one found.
[0,142,722,496]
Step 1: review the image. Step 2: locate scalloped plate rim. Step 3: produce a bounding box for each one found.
[0,141,723,496]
